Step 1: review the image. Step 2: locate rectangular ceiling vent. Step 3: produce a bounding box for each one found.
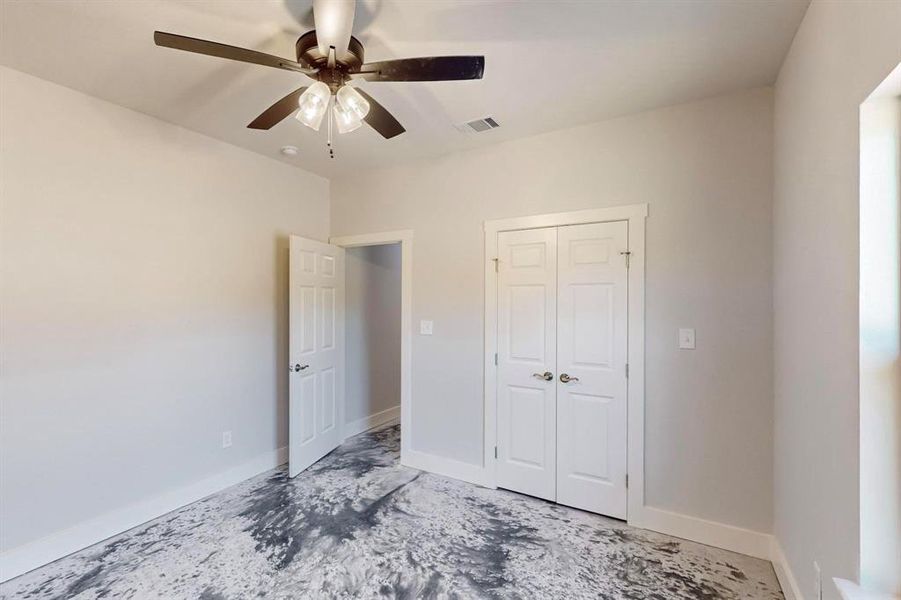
[462,117,500,133]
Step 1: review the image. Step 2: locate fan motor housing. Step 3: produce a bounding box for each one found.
[295,30,365,73]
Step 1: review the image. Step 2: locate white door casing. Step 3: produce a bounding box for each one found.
[556,221,629,518]
[495,228,557,501]
[289,235,345,477]
[494,221,629,518]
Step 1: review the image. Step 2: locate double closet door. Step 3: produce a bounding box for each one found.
[496,221,629,519]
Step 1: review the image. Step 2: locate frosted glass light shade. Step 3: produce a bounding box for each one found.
[295,81,331,131]
[336,85,370,120]
[333,103,363,134]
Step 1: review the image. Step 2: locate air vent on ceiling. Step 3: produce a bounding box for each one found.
[463,116,500,133]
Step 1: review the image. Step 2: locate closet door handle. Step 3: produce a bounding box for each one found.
[289,364,310,372]
[559,373,579,383]
[532,371,553,381]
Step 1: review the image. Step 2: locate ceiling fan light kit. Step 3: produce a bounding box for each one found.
[295,81,331,131]
[336,85,369,121]
[153,0,484,158]
[333,102,364,134]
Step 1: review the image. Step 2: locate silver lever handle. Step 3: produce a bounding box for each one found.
[289,364,310,372]
[532,371,553,381]
[559,373,579,383]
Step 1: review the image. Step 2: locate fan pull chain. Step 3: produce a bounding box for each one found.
[327,96,335,159]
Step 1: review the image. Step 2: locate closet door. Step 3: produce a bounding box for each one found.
[495,228,557,501]
[555,221,629,518]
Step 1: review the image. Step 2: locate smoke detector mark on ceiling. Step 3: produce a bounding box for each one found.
[461,117,500,133]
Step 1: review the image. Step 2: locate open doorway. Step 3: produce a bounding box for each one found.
[330,230,413,466]
[343,243,402,439]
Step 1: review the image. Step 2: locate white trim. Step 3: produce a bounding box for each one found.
[483,204,648,522]
[633,506,772,560]
[329,230,413,468]
[771,538,805,600]
[482,205,648,234]
[404,450,493,488]
[343,406,400,439]
[834,578,899,600]
[0,445,287,583]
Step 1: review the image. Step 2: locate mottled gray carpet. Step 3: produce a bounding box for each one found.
[1,424,783,599]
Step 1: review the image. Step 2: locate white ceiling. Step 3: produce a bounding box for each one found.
[0,0,808,178]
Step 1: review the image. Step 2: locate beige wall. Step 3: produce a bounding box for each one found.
[331,87,775,533]
[345,244,402,426]
[0,67,329,553]
[773,1,901,598]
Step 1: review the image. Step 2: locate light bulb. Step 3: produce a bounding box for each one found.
[336,85,370,120]
[295,81,331,131]
[333,103,363,134]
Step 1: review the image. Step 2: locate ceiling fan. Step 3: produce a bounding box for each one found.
[154,0,485,158]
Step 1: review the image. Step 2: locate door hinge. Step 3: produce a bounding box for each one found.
[494,446,498,459]
[620,250,632,268]
[626,474,629,488]
[494,353,498,366]
[625,363,629,378]
[492,257,499,272]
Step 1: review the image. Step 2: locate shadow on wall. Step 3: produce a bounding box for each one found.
[275,235,290,449]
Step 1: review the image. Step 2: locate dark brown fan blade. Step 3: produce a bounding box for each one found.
[154,31,315,76]
[353,56,484,82]
[247,87,307,130]
[356,89,405,139]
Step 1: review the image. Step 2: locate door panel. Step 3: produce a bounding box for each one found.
[496,228,557,501]
[507,386,547,467]
[556,221,628,518]
[289,235,345,477]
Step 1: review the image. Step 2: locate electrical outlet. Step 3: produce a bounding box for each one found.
[679,328,696,349]
[813,561,822,600]
[222,431,232,448]
[420,320,434,335]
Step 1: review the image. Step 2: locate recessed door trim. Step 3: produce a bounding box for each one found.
[483,204,647,525]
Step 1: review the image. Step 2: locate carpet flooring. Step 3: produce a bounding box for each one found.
[1,424,783,599]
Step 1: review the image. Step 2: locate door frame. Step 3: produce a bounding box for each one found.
[483,204,648,523]
[329,230,413,466]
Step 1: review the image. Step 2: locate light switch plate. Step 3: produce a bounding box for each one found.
[679,328,696,349]
[420,320,434,335]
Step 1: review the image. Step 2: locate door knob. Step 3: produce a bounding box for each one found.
[559,373,579,383]
[532,371,553,381]
[289,364,310,372]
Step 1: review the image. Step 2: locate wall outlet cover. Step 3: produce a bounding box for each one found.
[678,328,696,349]
[222,431,232,448]
[420,320,434,335]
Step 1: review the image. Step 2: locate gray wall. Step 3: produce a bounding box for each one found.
[0,67,330,553]
[332,87,775,533]
[345,244,402,427]
[773,1,901,598]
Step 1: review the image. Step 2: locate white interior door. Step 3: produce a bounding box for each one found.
[289,235,345,477]
[494,221,629,518]
[495,228,557,501]
[556,221,629,517]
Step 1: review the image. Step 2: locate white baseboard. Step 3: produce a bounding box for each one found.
[0,445,288,583]
[402,449,491,488]
[633,506,773,560]
[771,538,804,600]
[343,406,400,439]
